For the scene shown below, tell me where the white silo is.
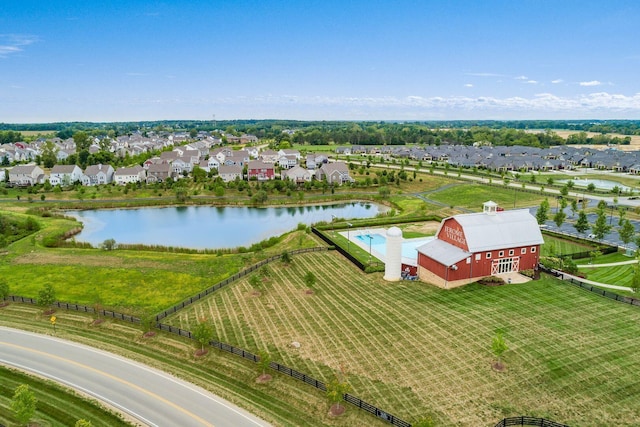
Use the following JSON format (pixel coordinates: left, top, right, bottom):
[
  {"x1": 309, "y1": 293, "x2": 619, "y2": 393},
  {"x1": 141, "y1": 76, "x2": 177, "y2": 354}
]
[{"x1": 384, "y1": 227, "x2": 403, "y2": 281}]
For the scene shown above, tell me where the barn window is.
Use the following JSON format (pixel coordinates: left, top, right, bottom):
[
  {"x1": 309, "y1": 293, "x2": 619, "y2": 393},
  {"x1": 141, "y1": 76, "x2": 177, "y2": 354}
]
[
  {"x1": 531, "y1": 246, "x2": 537, "y2": 253},
  {"x1": 486, "y1": 252, "x2": 491, "y2": 259},
  {"x1": 498, "y1": 251, "x2": 504, "y2": 257},
  {"x1": 509, "y1": 249, "x2": 514, "y2": 256},
  {"x1": 521, "y1": 248, "x2": 527, "y2": 254},
  {"x1": 475, "y1": 253, "x2": 481, "y2": 261}
]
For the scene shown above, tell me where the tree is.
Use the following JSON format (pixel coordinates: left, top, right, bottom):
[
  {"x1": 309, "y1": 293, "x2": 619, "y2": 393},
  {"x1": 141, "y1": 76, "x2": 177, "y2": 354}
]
[
  {"x1": 326, "y1": 375, "x2": 351, "y2": 414},
  {"x1": 11, "y1": 384, "x2": 37, "y2": 426},
  {"x1": 256, "y1": 349, "x2": 272, "y2": 377},
  {"x1": 192, "y1": 319, "x2": 214, "y2": 353},
  {"x1": 303, "y1": 271, "x2": 316, "y2": 288},
  {"x1": 570, "y1": 199, "x2": 578, "y2": 217},
  {"x1": 574, "y1": 210, "x2": 590, "y2": 234},
  {"x1": 619, "y1": 219, "x2": 636, "y2": 247},
  {"x1": 0, "y1": 278, "x2": 9, "y2": 301},
  {"x1": 75, "y1": 420, "x2": 93, "y2": 427},
  {"x1": 378, "y1": 186, "x2": 390, "y2": 199},
  {"x1": 553, "y1": 209, "x2": 566, "y2": 228},
  {"x1": 37, "y1": 284, "x2": 56, "y2": 312},
  {"x1": 73, "y1": 131, "x2": 90, "y2": 151},
  {"x1": 280, "y1": 251, "x2": 291, "y2": 264},
  {"x1": 248, "y1": 274, "x2": 261, "y2": 291},
  {"x1": 592, "y1": 208, "x2": 612, "y2": 240},
  {"x1": 100, "y1": 238, "x2": 116, "y2": 250},
  {"x1": 535, "y1": 199, "x2": 549, "y2": 225},
  {"x1": 491, "y1": 332, "x2": 508, "y2": 370},
  {"x1": 41, "y1": 140, "x2": 58, "y2": 168}
]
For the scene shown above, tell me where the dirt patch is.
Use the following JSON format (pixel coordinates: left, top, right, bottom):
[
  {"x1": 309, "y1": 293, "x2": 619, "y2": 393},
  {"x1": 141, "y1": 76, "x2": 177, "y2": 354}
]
[
  {"x1": 91, "y1": 318, "x2": 105, "y2": 326},
  {"x1": 256, "y1": 373, "x2": 272, "y2": 384},
  {"x1": 143, "y1": 331, "x2": 156, "y2": 338},
  {"x1": 0, "y1": 302, "x2": 9, "y2": 308},
  {"x1": 250, "y1": 290, "x2": 262, "y2": 297},
  {"x1": 42, "y1": 308, "x2": 56, "y2": 316},
  {"x1": 403, "y1": 221, "x2": 440, "y2": 235},
  {"x1": 304, "y1": 289, "x2": 314, "y2": 295},
  {"x1": 492, "y1": 361, "x2": 506, "y2": 372},
  {"x1": 194, "y1": 349, "x2": 208, "y2": 357},
  {"x1": 328, "y1": 404, "x2": 346, "y2": 417}
]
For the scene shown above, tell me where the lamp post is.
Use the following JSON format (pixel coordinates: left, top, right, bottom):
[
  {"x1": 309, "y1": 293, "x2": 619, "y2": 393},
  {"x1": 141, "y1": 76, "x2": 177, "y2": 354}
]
[{"x1": 347, "y1": 222, "x2": 352, "y2": 253}]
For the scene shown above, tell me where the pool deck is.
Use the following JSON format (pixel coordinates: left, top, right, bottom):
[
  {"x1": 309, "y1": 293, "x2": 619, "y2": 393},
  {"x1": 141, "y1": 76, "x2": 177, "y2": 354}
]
[{"x1": 338, "y1": 227, "x2": 432, "y2": 266}]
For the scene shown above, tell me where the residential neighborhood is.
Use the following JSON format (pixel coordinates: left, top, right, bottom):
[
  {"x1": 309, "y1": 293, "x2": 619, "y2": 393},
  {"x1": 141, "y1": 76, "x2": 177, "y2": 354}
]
[{"x1": 4, "y1": 129, "x2": 640, "y2": 189}]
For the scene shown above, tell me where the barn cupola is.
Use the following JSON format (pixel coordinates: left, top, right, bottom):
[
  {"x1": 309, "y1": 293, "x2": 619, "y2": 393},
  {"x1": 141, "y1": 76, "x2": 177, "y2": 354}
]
[{"x1": 483, "y1": 200, "x2": 498, "y2": 215}]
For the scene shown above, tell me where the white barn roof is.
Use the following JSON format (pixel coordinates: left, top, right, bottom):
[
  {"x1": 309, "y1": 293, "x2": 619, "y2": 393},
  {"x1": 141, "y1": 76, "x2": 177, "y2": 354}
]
[
  {"x1": 447, "y1": 208, "x2": 544, "y2": 253},
  {"x1": 416, "y1": 239, "x2": 470, "y2": 267}
]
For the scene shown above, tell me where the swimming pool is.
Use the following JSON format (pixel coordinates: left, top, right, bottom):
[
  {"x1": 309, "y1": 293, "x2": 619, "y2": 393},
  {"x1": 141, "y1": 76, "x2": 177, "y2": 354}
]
[{"x1": 355, "y1": 233, "x2": 433, "y2": 260}]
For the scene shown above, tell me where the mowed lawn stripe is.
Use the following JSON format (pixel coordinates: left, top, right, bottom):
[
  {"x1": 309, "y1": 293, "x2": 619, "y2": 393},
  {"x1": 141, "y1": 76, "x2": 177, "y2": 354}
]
[{"x1": 163, "y1": 251, "x2": 640, "y2": 426}]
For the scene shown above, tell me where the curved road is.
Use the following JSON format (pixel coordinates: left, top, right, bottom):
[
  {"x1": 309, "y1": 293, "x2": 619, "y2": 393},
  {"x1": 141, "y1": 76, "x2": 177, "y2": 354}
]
[{"x1": 0, "y1": 327, "x2": 271, "y2": 427}]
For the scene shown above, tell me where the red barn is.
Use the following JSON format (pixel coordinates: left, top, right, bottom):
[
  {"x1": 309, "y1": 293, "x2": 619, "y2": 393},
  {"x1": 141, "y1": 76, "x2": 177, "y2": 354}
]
[
  {"x1": 247, "y1": 160, "x2": 275, "y2": 181},
  {"x1": 416, "y1": 201, "x2": 544, "y2": 288}
]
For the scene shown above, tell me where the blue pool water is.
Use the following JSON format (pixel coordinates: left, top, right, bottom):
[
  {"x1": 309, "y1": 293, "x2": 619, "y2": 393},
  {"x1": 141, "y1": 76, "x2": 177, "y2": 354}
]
[{"x1": 355, "y1": 233, "x2": 433, "y2": 259}]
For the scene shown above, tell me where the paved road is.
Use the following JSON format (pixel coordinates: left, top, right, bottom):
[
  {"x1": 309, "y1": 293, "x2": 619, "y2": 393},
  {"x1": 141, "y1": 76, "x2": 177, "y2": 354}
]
[{"x1": 0, "y1": 327, "x2": 271, "y2": 427}]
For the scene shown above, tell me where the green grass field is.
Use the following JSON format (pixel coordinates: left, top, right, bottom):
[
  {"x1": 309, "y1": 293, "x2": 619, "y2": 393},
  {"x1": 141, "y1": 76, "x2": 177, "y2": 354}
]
[
  {"x1": 0, "y1": 365, "x2": 131, "y2": 427},
  {"x1": 164, "y1": 251, "x2": 640, "y2": 426},
  {"x1": 427, "y1": 183, "x2": 547, "y2": 210}
]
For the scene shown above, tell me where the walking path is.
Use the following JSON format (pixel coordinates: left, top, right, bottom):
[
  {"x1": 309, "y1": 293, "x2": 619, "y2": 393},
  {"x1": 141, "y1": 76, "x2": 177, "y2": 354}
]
[
  {"x1": 561, "y1": 272, "x2": 634, "y2": 292},
  {"x1": 578, "y1": 259, "x2": 638, "y2": 268}
]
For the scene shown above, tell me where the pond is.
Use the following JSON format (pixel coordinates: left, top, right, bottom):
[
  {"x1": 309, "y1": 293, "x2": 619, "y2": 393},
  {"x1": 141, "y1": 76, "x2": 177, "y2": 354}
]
[
  {"x1": 66, "y1": 202, "x2": 386, "y2": 250},
  {"x1": 558, "y1": 178, "x2": 634, "y2": 193}
]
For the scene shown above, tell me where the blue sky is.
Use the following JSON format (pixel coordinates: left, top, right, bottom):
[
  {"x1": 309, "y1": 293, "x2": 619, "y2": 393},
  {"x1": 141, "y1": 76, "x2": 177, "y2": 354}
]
[{"x1": 1, "y1": 0, "x2": 640, "y2": 122}]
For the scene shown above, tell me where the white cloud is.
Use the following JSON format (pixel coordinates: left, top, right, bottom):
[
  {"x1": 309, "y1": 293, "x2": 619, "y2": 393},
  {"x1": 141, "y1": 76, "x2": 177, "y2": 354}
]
[
  {"x1": 515, "y1": 75, "x2": 528, "y2": 80},
  {"x1": 464, "y1": 83, "x2": 473, "y2": 88},
  {"x1": 0, "y1": 34, "x2": 38, "y2": 58},
  {"x1": 580, "y1": 80, "x2": 602, "y2": 86},
  {"x1": 551, "y1": 79, "x2": 563, "y2": 84},
  {"x1": 526, "y1": 80, "x2": 538, "y2": 84}
]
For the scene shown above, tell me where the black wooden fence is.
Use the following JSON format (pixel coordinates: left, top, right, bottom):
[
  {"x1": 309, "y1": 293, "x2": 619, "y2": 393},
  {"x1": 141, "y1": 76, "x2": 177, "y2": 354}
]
[
  {"x1": 154, "y1": 246, "x2": 327, "y2": 321},
  {"x1": 494, "y1": 416, "x2": 569, "y2": 427},
  {"x1": 3, "y1": 295, "x2": 141, "y2": 323},
  {"x1": 539, "y1": 265, "x2": 640, "y2": 307},
  {"x1": 311, "y1": 227, "x2": 368, "y2": 270},
  {"x1": 157, "y1": 322, "x2": 411, "y2": 427}
]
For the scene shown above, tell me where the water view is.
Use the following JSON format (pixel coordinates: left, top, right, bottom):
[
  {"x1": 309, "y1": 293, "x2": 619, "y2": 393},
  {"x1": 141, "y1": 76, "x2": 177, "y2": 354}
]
[
  {"x1": 67, "y1": 202, "x2": 385, "y2": 249},
  {"x1": 558, "y1": 178, "x2": 634, "y2": 193}
]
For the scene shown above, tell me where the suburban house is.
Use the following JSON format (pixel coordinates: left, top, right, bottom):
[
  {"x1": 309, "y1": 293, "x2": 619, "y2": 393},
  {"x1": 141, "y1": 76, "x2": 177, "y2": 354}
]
[
  {"x1": 315, "y1": 162, "x2": 354, "y2": 185},
  {"x1": 8, "y1": 165, "x2": 45, "y2": 186},
  {"x1": 218, "y1": 164, "x2": 243, "y2": 182},
  {"x1": 282, "y1": 165, "x2": 313, "y2": 184},
  {"x1": 416, "y1": 201, "x2": 544, "y2": 288},
  {"x1": 49, "y1": 165, "x2": 83, "y2": 186},
  {"x1": 278, "y1": 154, "x2": 298, "y2": 169},
  {"x1": 259, "y1": 149, "x2": 279, "y2": 163},
  {"x1": 82, "y1": 164, "x2": 114, "y2": 186},
  {"x1": 306, "y1": 153, "x2": 328, "y2": 169},
  {"x1": 247, "y1": 160, "x2": 275, "y2": 181},
  {"x1": 223, "y1": 150, "x2": 250, "y2": 167},
  {"x1": 206, "y1": 156, "x2": 220, "y2": 170},
  {"x1": 114, "y1": 165, "x2": 146, "y2": 185},
  {"x1": 146, "y1": 163, "x2": 172, "y2": 183}
]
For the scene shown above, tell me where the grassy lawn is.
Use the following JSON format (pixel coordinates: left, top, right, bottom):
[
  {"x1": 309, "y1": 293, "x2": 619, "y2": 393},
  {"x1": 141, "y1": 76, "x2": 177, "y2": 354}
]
[
  {"x1": 541, "y1": 234, "x2": 597, "y2": 257},
  {"x1": 164, "y1": 251, "x2": 640, "y2": 426},
  {"x1": 1, "y1": 212, "x2": 321, "y2": 314},
  {"x1": 427, "y1": 183, "x2": 547, "y2": 210},
  {"x1": 0, "y1": 365, "x2": 132, "y2": 427}
]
